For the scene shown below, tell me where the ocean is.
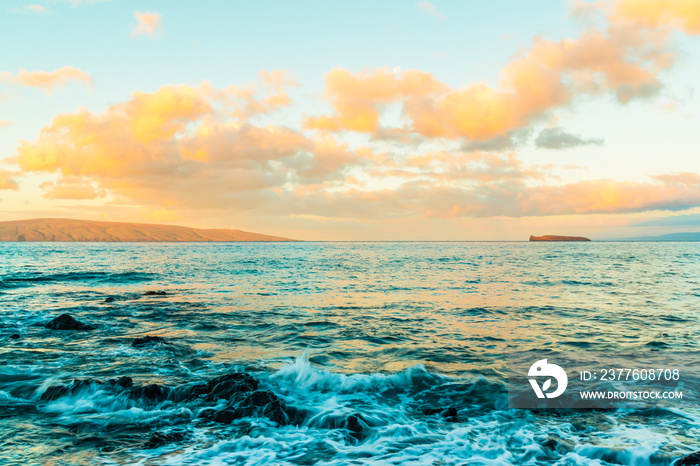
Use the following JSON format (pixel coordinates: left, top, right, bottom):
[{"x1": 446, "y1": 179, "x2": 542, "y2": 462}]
[{"x1": 1, "y1": 242, "x2": 699, "y2": 465}]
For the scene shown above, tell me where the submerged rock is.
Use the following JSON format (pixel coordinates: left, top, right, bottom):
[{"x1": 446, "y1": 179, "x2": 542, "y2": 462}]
[
  {"x1": 171, "y1": 383, "x2": 208, "y2": 402},
  {"x1": 45, "y1": 313, "x2": 95, "y2": 331},
  {"x1": 345, "y1": 413, "x2": 367, "y2": 433},
  {"x1": 263, "y1": 399, "x2": 289, "y2": 425},
  {"x1": 211, "y1": 389, "x2": 291, "y2": 426},
  {"x1": 107, "y1": 376, "x2": 133, "y2": 388},
  {"x1": 144, "y1": 431, "x2": 185, "y2": 449},
  {"x1": 144, "y1": 290, "x2": 167, "y2": 296},
  {"x1": 421, "y1": 405, "x2": 460, "y2": 422},
  {"x1": 206, "y1": 372, "x2": 259, "y2": 401},
  {"x1": 242, "y1": 390, "x2": 277, "y2": 407},
  {"x1": 213, "y1": 408, "x2": 241, "y2": 424},
  {"x1": 676, "y1": 452, "x2": 700, "y2": 466},
  {"x1": 344, "y1": 413, "x2": 371, "y2": 441},
  {"x1": 40, "y1": 370, "x2": 303, "y2": 430},
  {"x1": 542, "y1": 436, "x2": 576, "y2": 454},
  {"x1": 9, "y1": 333, "x2": 20, "y2": 340},
  {"x1": 40, "y1": 379, "x2": 99, "y2": 401},
  {"x1": 443, "y1": 406, "x2": 459, "y2": 423},
  {"x1": 104, "y1": 297, "x2": 115, "y2": 303},
  {"x1": 132, "y1": 383, "x2": 170, "y2": 402},
  {"x1": 131, "y1": 335, "x2": 167, "y2": 347}
]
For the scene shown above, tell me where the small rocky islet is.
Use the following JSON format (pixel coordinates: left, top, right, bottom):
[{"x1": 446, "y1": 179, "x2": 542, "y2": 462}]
[{"x1": 529, "y1": 235, "x2": 591, "y2": 242}]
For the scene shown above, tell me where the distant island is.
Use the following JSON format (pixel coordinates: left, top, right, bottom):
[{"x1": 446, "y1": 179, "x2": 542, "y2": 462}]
[
  {"x1": 529, "y1": 235, "x2": 591, "y2": 242},
  {"x1": 0, "y1": 218, "x2": 296, "y2": 242}
]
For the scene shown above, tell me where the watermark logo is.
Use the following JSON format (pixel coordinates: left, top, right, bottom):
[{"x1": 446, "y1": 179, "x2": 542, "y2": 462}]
[{"x1": 528, "y1": 359, "x2": 568, "y2": 399}]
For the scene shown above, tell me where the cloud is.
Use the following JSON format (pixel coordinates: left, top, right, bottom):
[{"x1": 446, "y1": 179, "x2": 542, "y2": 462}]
[
  {"x1": 417, "y1": 1, "x2": 447, "y2": 20},
  {"x1": 14, "y1": 76, "x2": 700, "y2": 222},
  {"x1": 40, "y1": 177, "x2": 105, "y2": 199},
  {"x1": 9, "y1": 4, "x2": 50, "y2": 14},
  {"x1": 15, "y1": 80, "x2": 361, "y2": 210},
  {"x1": 518, "y1": 177, "x2": 700, "y2": 216},
  {"x1": 0, "y1": 169, "x2": 19, "y2": 190},
  {"x1": 285, "y1": 173, "x2": 700, "y2": 221},
  {"x1": 462, "y1": 129, "x2": 533, "y2": 152},
  {"x1": 304, "y1": 68, "x2": 448, "y2": 132},
  {"x1": 651, "y1": 172, "x2": 700, "y2": 184},
  {"x1": 534, "y1": 127, "x2": 604, "y2": 149},
  {"x1": 202, "y1": 70, "x2": 298, "y2": 119},
  {"x1": 132, "y1": 11, "x2": 162, "y2": 36},
  {"x1": 0, "y1": 66, "x2": 92, "y2": 93},
  {"x1": 612, "y1": 0, "x2": 700, "y2": 35},
  {"x1": 301, "y1": 0, "x2": 700, "y2": 142},
  {"x1": 0, "y1": 120, "x2": 13, "y2": 129},
  {"x1": 304, "y1": 24, "x2": 671, "y2": 140},
  {"x1": 50, "y1": 0, "x2": 109, "y2": 5}
]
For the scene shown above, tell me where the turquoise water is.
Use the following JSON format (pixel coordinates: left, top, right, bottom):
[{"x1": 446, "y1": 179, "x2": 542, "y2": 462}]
[{"x1": 1, "y1": 242, "x2": 699, "y2": 465}]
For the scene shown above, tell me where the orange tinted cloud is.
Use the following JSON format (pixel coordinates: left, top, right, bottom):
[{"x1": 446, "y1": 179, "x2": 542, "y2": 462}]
[
  {"x1": 613, "y1": 0, "x2": 700, "y2": 34},
  {"x1": 16, "y1": 81, "x2": 360, "y2": 209},
  {"x1": 305, "y1": 14, "x2": 672, "y2": 140},
  {"x1": 285, "y1": 173, "x2": 700, "y2": 221},
  {"x1": 0, "y1": 66, "x2": 92, "y2": 93},
  {"x1": 132, "y1": 11, "x2": 162, "y2": 36},
  {"x1": 40, "y1": 178, "x2": 105, "y2": 200},
  {"x1": 519, "y1": 177, "x2": 700, "y2": 216},
  {"x1": 0, "y1": 169, "x2": 19, "y2": 190},
  {"x1": 304, "y1": 68, "x2": 447, "y2": 132},
  {"x1": 15, "y1": 78, "x2": 700, "y2": 220},
  {"x1": 203, "y1": 70, "x2": 298, "y2": 119}
]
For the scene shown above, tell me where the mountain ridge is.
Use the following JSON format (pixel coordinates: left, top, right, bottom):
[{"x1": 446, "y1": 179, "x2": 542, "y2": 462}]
[
  {"x1": 604, "y1": 231, "x2": 700, "y2": 241},
  {"x1": 0, "y1": 218, "x2": 297, "y2": 242}
]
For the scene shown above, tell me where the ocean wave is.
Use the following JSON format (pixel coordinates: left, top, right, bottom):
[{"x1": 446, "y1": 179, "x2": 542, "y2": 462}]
[{"x1": 0, "y1": 271, "x2": 157, "y2": 288}]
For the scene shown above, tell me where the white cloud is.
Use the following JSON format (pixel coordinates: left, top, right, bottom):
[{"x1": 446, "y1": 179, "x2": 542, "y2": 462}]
[
  {"x1": 132, "y1": 11, "x2": 163, "y2": 36},
  {"x1": 417, "y1": 1, "x2": 446, "y2": 20}
]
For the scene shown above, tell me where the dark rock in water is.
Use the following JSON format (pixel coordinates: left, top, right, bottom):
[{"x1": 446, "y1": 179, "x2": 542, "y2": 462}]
[
  {"x1": 421, "y1": 405, "x2": 460, "y2": 421},
  {"x1": 9, "y1": 333, "x2": 20, "y2": 340},
  {"x1": 443, "y1": 406, "x2": 459, "y2": 422},
  {"x1": 144, "y1": 431, "x2": 185, "y2": 449},
  {"x1": 676, "y1": 452, "x2": 700, "y2": 466},
  {"x1": 422, "y1": 407, "x2": 442, "y2": 415},
  {"x1": 132, "y1": 335, "x2": 167, "y2": 347},
  {"x1": 213, "y1": 408, "x2": 242, "y2": 424},
  {"x1": 542, "y1": 436, "x2": 575, "y2": 453},
  {"x1": 45, "y1": 314, "x2": 95, "y2": 331},
  {"x1": 263, "y1": 399, "x2": 288, "y2": 425},
  {"x1": 171, "y1": 383, "x2": 208, "y2": 402},
  {"x1": 344, "y1": 413, "x2": 370, "y2": 441},
  {"x1": 209, "y1": 387, "x2": 291, "y2": 426},
  {"x1": 144, "y1": 290, "x2": 167, "y2": 296},
  {"x1": 205, "y1": 372, "x2": 258, "y2": 401},
  {"x1": 104, "y1": 297, "x2": 115, "y2": 303},
  {"x1": 107, "y1": 376, "x2": 133, "y2": 388},
  {"x1": 40, "y1": 384, "x2": 71, "y2": 401},
  {"x1": 242, "y1": 390, "x2": 277, "y2": 407},
  {"x1": 132, "y1": 383, "x2": 170, "y2": 402},
  {"x1": 345, "y1": 413, "x2": 366, "y2": 433},
  {"x1": 40, "y1": 379, "x2": 98, "y2": 401}
]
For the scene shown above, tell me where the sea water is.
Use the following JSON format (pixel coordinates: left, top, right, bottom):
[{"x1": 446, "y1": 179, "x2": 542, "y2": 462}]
[{"x1": 1, "y1": 242, "x2": 699, "y2": 465}]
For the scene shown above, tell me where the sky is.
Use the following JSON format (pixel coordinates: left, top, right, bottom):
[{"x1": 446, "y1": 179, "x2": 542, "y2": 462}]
[{"x1": 1, "y1": 0, "x2": 700, "y2": 240}]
